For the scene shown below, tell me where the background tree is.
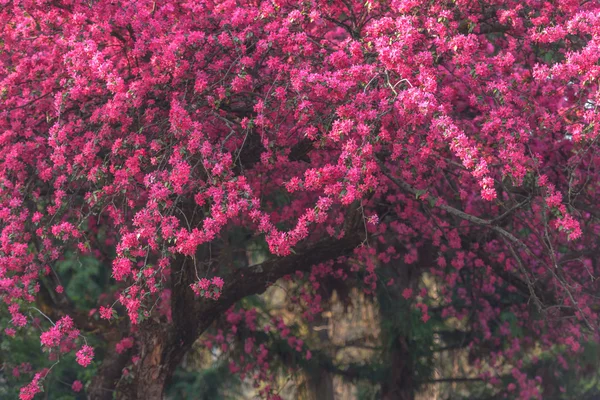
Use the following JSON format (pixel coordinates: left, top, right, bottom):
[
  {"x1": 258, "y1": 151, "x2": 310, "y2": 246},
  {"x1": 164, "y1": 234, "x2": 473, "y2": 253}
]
[{"x1": 1, "y1": 0, "x2": 600, "y2": 399}]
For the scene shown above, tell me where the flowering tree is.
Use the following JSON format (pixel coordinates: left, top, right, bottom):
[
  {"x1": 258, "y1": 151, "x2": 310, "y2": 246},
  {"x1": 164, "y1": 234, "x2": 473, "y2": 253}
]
[{"x1": 2, "y1": 0, "x2": 600, "y2": 398}]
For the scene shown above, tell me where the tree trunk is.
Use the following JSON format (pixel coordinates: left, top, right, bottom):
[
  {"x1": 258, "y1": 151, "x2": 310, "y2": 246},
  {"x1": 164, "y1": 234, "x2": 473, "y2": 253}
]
[
  {"x1": 378, "y1": 243, "x2": 434, "y2": 400},
  {"x1": 302, "y1": 310, "x2": 335, "y2": 400},
  {"x1": 86, "y1": 209, "x2": 364, "y2": 399},
  {"x1": 88, "y1": 345, "x2": 132, "y2": 400},
  {"x1": 88, "y1": 325, "x2": 134, "y2": 400},
  {"x1": 380, "y1": 335, "x2": 415, "y2": 400},
  {"x1": 305, "y1": 372, "x2": 335, "y2": 400},
  {"x1": 114, "y1": 325, "x2": 173, "y2": 400},
  {"x1": 88, "y1": 322, "x2": 188, "y2": 400}
]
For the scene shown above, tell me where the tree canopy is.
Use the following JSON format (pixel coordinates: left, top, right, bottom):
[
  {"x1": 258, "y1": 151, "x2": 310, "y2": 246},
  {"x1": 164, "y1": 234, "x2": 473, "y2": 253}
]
[{"x1": 1, "y1": 0, "x2": 600, "y2": 399}]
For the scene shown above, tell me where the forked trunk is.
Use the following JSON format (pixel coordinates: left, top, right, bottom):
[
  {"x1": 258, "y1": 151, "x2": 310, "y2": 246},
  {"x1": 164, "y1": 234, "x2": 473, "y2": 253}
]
[
  {"x1": 88, "y1": 226, "x2": 364, "y2": 399},
  {"x1": 88, "y1": 324, "x2": 184, "y2": 400}
]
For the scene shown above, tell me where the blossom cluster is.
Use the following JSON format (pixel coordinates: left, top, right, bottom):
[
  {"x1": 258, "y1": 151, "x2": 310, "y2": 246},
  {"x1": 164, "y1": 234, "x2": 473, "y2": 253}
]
[
  {"x1": 1, "y1": 0, "x2": 600, "y2": 397},
  {"x1": 190, "y1": 276, "x2": 225, "y2": 300}
]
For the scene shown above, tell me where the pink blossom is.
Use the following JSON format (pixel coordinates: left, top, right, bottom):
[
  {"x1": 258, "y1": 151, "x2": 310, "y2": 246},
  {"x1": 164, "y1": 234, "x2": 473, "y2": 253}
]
[
  {"x1": 99, "y1": 306, "x2": 114, "y2": 320},
  {"x1": 76, "y1": 345, "x2": 94, "y2": 368},
  {"x1": 72, "y1": 380, "x2": 83, "y2": 392}
]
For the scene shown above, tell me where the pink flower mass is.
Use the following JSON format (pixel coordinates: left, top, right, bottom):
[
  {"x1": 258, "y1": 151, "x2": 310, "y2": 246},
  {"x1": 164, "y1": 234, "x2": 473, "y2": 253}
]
[
  {"x1": 1, "y1": 0, "x2": 600, "y2": 398},
  {"x1": 75, "y1": 345, "x2": 94, "y2": 368},
  {"x1": 71, "y1": 380, "x2": 83, "y2": 392}
]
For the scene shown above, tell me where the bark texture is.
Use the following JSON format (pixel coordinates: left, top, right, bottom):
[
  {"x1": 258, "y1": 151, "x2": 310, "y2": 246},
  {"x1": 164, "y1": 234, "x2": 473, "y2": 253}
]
[{"x1": 88, "y1": 205, "x2": 364, "y2": 399}]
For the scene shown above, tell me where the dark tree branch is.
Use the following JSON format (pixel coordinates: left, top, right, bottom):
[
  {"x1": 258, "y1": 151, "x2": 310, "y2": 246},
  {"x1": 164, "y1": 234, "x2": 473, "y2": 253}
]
[
  {"x1": 104, "y1": 203, "x2": 365, "y2": 399},
  {"x1": 379, "y1": 164, "x2": 525, "y2": 246}
]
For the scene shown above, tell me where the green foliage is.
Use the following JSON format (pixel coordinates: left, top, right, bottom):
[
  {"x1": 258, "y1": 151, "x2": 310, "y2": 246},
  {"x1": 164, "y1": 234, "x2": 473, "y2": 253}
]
[
  {"x1": 55, "y1": 253, "x2": 109, "y2": 310},
  {"x1": 0, "y1": 248, "x2": 107, "y2": 399},
  {"x1": 356, "y1": 382, "x2": 380, "y2": 400},
  {"x1": 166, "y1": 362, "x2": 242, "y2": 400},
  {"x1": 0, "y1": 312, "x2": 92, "y2": 399},
  {"x1": 499, "y1": 311, "x2": 524, "y2": 338}
]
